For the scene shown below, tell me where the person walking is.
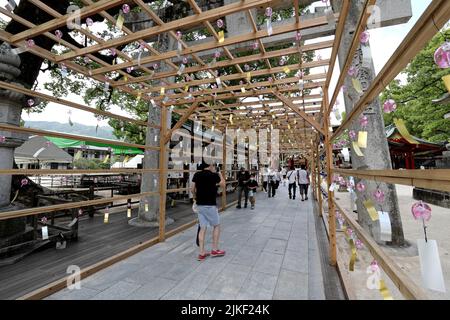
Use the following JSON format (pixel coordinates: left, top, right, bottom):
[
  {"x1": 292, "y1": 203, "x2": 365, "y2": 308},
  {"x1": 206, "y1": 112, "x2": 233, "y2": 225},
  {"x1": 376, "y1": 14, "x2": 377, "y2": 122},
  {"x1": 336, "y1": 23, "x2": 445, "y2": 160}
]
[
  {"x1": 287, "y1": 166, "x2": 297, "y2": 200},
  {"x1": 236, "y1": 167, "x2": 250, "y2": 209},
  {"x1": 281, "y1": 166, "x2": 287, "y2": 186},
  {"x1": 191, "y1": 162, "x2": 226, "y2": 261},
  {"x1": 267, "y1": 168, "x2": 276, "y2": 198},
  {"x1": 247, "y1": 173, "x2": 258, "y2": 210},
  {"x1": 297, "y1": 164, "x2": 310, "y2": 201},
  {"x1": 261, "y1": 165, "x2": 269, "y2": 193}
]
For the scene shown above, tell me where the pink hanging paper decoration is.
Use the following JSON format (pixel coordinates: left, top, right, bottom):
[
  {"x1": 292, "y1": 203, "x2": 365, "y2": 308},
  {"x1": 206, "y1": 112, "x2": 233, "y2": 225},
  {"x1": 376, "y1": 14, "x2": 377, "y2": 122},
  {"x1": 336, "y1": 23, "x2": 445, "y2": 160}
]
[
  {"x1": 26, "y1": 39, "x2": 35, "y2": 48},
  {"x1": 244, "y1": 64, "x2": 250, "y2": 71},
  {"x1": 86, "y1": 18, "x2": 93, "y2": 26},
  {"x1": 356, "y1": 182, "x2": 365, "y2": 192},
  {"x1": 355, "y1": 239, "x2": 363, "y2": 250},
  {"x1": 122, "y1": 4, "x2": 130, "y2": 14},
  {"x1": 349, "y1": 130, "x2": 357, "y2": 140},
  {"x1": 216, "y1": 19, "x2": 224, "y2": 28},
  {"x1": 55, "y1": 30, "x2": 63, "y2": 39},
  {"x1": 27, "y1": 99, "x2": 35, "y2": 106},
  {"x1": 21, "y1": 178, "x2": 28, "y2": 188},
  {"x1": 383, "y1": 99, "x2": 397, "y2": 113},
  {"x1": 360, "y1": 115, "x2": 369, "y2": 128},
  {"x1": 110, "y1": 48, "x2": 117, "y2": 56},
  {"x1": 348, "y1": 66, "x2": 357, "y2": 77},
  {"x1": 265, "y1": 7, "x2": 272, "y2": 17},
  {"x1": 153, "y1": 63, "x2": 159, "y2": 70},
  {"x1": 295, "y1": 32, "x2": 302, "y2": 41},
  {"x1": 214, "y1": 50, "x2": 221, "y2": 59},
  {"x1": 126, "y1": 66, "x2": 133, "y2": 73},
  {"x1": 434, "y1": 42, "x2": 450, "y2": 69},
  {"x1": 411, "y1": 201, "x2": 432, "y2": 221},
  {"x1": 252, "y1": 42, "x2": 258, "y2": 50},
  {"x1": 360, "y1": 31, "x2": 370, "y2": 44},
  {"x1": 0, "y1": 136, "x2": 6, "y2": 143},
  {"x1": 373, "y1": 189, "x2": 385, "y2": 204},
  {"x1": 182, "y1": 57, "x2": 188, "y2": 64}
]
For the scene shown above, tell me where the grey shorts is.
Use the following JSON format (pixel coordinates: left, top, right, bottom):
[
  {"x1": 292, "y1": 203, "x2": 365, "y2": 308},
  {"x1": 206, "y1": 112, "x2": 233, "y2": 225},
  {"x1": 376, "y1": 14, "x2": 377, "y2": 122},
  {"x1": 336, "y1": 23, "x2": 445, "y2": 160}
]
[{"x1": 197, "y1": 205, "x2": 220, "y2": 227}]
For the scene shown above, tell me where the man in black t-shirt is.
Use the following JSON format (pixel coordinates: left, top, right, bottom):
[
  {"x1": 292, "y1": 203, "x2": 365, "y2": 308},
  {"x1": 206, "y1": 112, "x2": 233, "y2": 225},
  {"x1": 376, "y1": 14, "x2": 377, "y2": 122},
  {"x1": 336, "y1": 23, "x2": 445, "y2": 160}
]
[
  {"x1": 192, "y1": 162, "x2": 226, "y2": 261},
  {"x1": 236, "y1": 167, "x2": 250, "y2": 209}
]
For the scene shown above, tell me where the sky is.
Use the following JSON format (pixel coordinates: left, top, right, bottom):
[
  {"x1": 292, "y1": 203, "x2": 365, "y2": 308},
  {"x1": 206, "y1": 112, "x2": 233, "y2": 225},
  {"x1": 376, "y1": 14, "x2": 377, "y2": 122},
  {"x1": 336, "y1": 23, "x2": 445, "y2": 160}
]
[{"x1": 0, "y1": 0, "x2": 435, "y2": 128}]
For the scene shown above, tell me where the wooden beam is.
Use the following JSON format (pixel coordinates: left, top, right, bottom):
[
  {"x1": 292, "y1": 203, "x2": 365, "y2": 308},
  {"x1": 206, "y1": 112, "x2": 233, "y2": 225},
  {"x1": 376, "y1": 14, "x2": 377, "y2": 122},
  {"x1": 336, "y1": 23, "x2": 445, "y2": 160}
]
[
  {"x1": 159, "y1": 106, "x2": 168, "y2": 241},
  {"x1": 273, "y1": 91, "x2": 325, "y2": 135},
  {"x1": 0, "y1": 124, "x2": 157, "y2": 151},
  {"x1": 56, "y1": 0, "x2": 273, "y2": 62},
  {"x1": 86, "y1": 15, "x2": 338, "y2": 75},
  {"x1": 331, "y1": 0, "x2": 450, "y2": 140},
  {"x1": 334, "y1": 202, "x2": 428, "y2": 300},
  {"x1": 113, "y1": 40, "x2": 334, "y2": 87},
  {"x1": 164, "y1": 103, "x2": 199, "y2": 144}
]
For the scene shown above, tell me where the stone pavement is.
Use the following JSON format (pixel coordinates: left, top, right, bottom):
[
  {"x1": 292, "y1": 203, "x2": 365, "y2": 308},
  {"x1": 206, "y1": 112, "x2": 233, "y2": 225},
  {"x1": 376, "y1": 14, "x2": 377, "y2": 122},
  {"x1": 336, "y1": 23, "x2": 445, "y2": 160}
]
[{"x1": 47, "y1": 185, "x2": 326, "y2": 300}]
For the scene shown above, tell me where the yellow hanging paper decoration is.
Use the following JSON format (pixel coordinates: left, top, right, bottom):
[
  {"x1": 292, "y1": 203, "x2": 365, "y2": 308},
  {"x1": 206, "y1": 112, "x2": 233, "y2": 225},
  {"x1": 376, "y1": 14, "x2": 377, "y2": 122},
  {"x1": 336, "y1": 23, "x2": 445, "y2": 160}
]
[
  {"x1": 127, "y1": 208, "x2": 131, "y2": 218},
  {"x1": 393, "y1": 118, "x2": 419, "y2": 144},
  {"x1": 283, "y1": 66, "x2": 290, "y2": 74},
  {"x1": 442, "y1": 74, "x2": 450, "y2": 93},
  {"x1": 184, "y1": 85, "x2": 189, "y2": 92},
  {"x1": 246, "y1": 72, "x2": 251, "y2": 81},
  {"x1": 104, "y1": 212, "x2": 109, "y2": 223},
  {"x1": 160, "y1": 87, "x2": 165, "y2": 95},
  {"x1": 102, "y1": 154, "x2": 109, "y2": 164},
  {"x1": 378, "y1": 280, "x2": 394, "y2": 300},
  {"x1": 123, "y1": 155, "x2": 130, "y2": 164},
  {"x1": 352, "y1": 141, "x2": 364, "y2": 157},
  {"x1": 124, "y1": 76, "x2": 128, "y2": 82},
  {"x1": 358, "y1": 131, "x2": 368, "y2": 148},
  {"x1": 363, "y1": 199, "x2": 379, "y2": 221},
  {"x1": 349, "y1": 239, "x2": 357, "y2": 271},
  {"x1": 116, "y1": 14, "x2": 124, "y2": 31},
  {"x1": 74, "y1": 150, "x2": 82, "y2": 161},
  {"x1": 137, "y1": 92, "x2": 142, "y2": 102},
  {"x1": 352, "y1": 78, "x2": 363, "y2": 94},
  {"x1": 144, "y1": 203, "x2": 149, "y2": 212},
  {"x1": 229, "y1": 114, "x2": 233, "y2": 124},
  {"x1": 218, "y1": 30, "x2": 225, "y2": 43}
]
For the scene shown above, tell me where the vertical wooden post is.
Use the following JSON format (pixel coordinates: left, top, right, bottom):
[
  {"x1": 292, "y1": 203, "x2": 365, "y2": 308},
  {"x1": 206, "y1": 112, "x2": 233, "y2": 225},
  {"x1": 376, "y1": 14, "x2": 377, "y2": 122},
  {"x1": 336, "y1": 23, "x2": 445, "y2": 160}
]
[
  {"x1": 316, "y1": 143, "x2": 323, "y2": 218},
  {"x1": 323, "y1": 87, "x2": 337, "y2": 266},
  {"x1": 311, "y1": 148, "x2": 316, "y2": 201},
  {"x1": 222, "y1": 134, "x2": 227, "y2": 211},
  {"x1": 158, "y1": 106, "x2": 168, "y2": 242}
]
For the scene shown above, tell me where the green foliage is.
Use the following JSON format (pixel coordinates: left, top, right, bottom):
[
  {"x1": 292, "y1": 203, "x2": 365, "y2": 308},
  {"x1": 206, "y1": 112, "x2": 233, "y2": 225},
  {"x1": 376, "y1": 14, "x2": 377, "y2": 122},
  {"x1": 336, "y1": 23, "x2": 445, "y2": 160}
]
[
  {"x1": 381, "y1": 30, "x2": 450, "y2": 142},
  {"x1": 73, "y1": 158, "x2": 110, "y2": 169}
]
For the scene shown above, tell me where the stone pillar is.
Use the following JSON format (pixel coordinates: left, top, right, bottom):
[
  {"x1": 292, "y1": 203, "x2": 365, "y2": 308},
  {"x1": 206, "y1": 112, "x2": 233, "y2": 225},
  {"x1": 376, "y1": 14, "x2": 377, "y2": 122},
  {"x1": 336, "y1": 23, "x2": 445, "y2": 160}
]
[
  {"x1": 0, "y1": 43, "x2": 28, "y2": 237},
  {"x1": 130, "y1": 33, "x2": 174, "y2": 227},
  {"x1": 334, "y1": 1, "x2": 405, "y2": 245}
]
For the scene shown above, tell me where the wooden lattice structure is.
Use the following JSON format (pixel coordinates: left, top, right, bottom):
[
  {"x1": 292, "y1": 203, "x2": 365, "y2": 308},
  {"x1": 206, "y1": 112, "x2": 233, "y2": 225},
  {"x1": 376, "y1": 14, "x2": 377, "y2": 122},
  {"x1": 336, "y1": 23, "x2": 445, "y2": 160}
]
[{"x1": 0, "y1": 0, "x2": 449, "y2": 300}]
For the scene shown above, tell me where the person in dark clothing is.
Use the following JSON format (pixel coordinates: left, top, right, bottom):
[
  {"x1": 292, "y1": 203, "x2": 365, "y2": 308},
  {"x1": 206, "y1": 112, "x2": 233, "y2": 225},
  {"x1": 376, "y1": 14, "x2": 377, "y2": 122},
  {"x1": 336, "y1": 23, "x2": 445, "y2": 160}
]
[
  {"x1": 247, "y1": 174, "x2": 258, "y2": 210},
  {"x1": 236, "y1": 167, "x2": 250, "y2": 208},
  {"x1": 192, "y1": 162, "x2": 226, "y2": 261}
]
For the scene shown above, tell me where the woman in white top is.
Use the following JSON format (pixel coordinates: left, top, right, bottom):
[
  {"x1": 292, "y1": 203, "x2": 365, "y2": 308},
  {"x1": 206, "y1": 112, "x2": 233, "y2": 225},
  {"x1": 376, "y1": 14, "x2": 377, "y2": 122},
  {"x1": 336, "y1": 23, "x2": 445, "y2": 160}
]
[
  {"x1": 297, "y1": 164, "x2": 310, "y2": 201},
  {"x1": 261, "y1": 166, "x2": 269, "y2": 192}
]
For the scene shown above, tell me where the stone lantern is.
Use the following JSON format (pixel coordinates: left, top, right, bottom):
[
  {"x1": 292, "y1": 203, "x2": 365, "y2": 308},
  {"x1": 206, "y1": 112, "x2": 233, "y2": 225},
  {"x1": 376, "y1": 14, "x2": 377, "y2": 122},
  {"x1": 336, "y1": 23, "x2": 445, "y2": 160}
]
[{"x1": 0, "y1": 43, "x2": 31, "y2": 238}]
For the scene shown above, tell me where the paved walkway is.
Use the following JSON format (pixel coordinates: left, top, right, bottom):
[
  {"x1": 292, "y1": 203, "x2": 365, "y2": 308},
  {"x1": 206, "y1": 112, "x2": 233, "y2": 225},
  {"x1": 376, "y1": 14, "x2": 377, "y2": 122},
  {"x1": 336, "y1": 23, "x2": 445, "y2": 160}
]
[{"x1": 47, "y1": 185, "x2": 326, "y2": 300}]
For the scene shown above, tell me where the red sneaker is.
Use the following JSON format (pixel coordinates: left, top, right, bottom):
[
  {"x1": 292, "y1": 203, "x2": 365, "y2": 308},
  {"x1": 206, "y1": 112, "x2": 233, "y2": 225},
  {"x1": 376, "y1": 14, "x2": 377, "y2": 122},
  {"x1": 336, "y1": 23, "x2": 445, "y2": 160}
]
[
  {"x1": 211, "y1": 249, "x2": 226, "y2": 257},
  {"x1": 197, "y1": 253, "x2": 210, "y2": 261}
]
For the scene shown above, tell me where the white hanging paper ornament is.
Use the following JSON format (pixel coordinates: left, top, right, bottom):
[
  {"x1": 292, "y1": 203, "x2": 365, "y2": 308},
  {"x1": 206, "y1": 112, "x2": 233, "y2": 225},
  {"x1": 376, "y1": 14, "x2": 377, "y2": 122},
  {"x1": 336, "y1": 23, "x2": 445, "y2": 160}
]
[
  {"x1": 361, "y1": 44, "x2": 372, "y2": 68},
  {"x1": 60, "y1": 63, "x2": 68, "y2": 77},
  {"x1": 5, "y1": 0, "x2": 17, "y2": 12},
  {"x1": 176, "y1": 30, "x2": 183, "y2": 56},
  {"x1": 265, "y1": 7, "x2": 273, "y2": 36}
]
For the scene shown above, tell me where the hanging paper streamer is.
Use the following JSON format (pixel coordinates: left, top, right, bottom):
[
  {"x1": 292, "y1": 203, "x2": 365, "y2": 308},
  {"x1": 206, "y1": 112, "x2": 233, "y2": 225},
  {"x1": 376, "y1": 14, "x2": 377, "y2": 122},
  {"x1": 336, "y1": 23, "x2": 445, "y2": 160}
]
[
  {"x1": 363, "y1": 199, "x2": 379, "y2": 221},
  {"x1": 378, "y1": 211, "x2": 392, "y2": 242},
  {"x1": 393, "y1": 118, "x2": 419, "y2": 144},
  {"x1": 218, "y1": 30, "x2": 225, "y2": 43},
  {"x1": 348, "y1": 239, "x2": 357, "y2": 271},
  {"x1": 283, "y1": 66, "x2": 290, "y2": 74},
  {"x1": 378, "y1": 280, "x2": 394, "y2": 300},
  {"x1": 160, "y1": 87, "x2": 165, "y2": 95},
  {"x1": 352, "y1": 141, "x2": 364, "y2": 157},
  {"x1": 123, "y1": 155, "x2": 130, "y2": 164},
  {"x1": 239, "y1": 80, "x2": 245, "y2": 93},
  {"x1": 352, "y1": 78, "x2": 363, "y2": 94},
  {"x1": 215, "y1": 77, "x2": 221, "y2": 87},
  {"x1": 434, "y1": 42, "x2": 450, "y2": 69},
  {"x1": 127, "y1": 200, "x2": 132, "y2": 218},
  {"x1": 417, "y1": 239, "x2": 446, "y2": 292},
  {"x1": 116, "y1": 14, "x2": 124, "y2": 31},
  {"x1": 103, "y1": 154, "x2": 109, "y2": 164},
  {"x1": 357, "y1": 131, "x2": 367, "y2": 148},
  {"x1": 104, "y1": 207, "x2": 109, "y2": 223},
  {"x1": 265, "y1": 7, "x2": 273, "y2": 36},
  {"x1": 177, "y1": 63, "x2": 185, "y2": 75},
  {"x1": 442, "y1": 74, "x2": 450, "y2": 93},
  {"x1": 103, "y1": 81, "x2": 110, "y2": 93},
  {"x1": 176, "y1": 30, "x2": 183, "y2": 55},
  {"x1": 246, "y1": 72, "x2": 251, "y2": 82},
  {"x1": 229, "y1": 114, "x2": 233, "y2": 124},
  {"x1": 74, "y1": 150, "x2": 82, "y2": 161},
  {"x1": 144, "y1": 199, "x2": 149, "y2": 212},
  {"x1": 42, "y1": 225, "x2": 49, "y2": 240}
]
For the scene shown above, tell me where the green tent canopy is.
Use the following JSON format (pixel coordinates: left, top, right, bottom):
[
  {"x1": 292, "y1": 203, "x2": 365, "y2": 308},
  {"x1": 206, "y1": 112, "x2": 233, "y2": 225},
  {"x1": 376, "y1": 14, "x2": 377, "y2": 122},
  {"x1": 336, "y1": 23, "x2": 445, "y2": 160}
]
[{"x1": 46, "y1": 137, "x2": 144, "y2": 155}]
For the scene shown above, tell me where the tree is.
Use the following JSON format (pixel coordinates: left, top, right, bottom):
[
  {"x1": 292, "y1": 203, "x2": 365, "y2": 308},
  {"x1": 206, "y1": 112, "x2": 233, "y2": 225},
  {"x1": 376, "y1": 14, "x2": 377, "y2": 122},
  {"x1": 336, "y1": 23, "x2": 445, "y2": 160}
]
[{"x1": 382, "y1": 29, "x2": 450, "y2": 143}]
